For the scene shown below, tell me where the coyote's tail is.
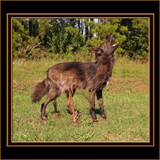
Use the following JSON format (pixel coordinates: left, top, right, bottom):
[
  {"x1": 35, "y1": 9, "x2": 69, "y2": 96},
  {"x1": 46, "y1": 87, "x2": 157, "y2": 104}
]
[{"x1": 31, "y1": 79, "x2": 49, "y2": 103}]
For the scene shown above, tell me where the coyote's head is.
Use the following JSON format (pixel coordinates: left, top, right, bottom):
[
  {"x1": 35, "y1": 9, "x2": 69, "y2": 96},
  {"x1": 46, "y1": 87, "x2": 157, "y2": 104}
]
[{"x1": 90, "y1": 34, "x2": 119, "y2": 59}]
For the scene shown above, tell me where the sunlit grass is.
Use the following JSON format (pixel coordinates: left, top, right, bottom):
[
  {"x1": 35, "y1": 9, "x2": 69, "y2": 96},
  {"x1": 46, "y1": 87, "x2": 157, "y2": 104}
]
[{"x1": 12, "y1": 55, "x2": 149, "y2": 142}]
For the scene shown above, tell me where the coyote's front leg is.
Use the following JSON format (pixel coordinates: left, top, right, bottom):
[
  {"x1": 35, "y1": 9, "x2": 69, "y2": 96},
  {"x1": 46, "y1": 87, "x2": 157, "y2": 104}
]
[
  {"x1": 96, "y1": 89, "x2": 106, "y2": 119},
  {"x1": 89, "y1": 91, "x2": 98, "y2": 122}
]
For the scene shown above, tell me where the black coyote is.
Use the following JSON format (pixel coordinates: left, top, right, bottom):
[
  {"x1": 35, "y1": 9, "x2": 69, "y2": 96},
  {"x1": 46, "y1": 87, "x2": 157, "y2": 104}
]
[{"x1": 32, "y1": 34, "x2": 119, "y2": 122}]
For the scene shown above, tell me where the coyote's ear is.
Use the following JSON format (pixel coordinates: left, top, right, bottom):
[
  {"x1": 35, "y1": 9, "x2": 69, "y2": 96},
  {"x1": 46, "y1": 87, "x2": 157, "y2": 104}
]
[{"x1": 89, "y1": 47, "x2": 103, "y2": 56}]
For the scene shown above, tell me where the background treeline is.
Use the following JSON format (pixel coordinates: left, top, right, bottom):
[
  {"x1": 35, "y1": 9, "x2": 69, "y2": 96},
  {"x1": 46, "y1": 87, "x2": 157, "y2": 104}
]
[{"x1": 13, "y1": 18, "x2": 149, "y2": 60}]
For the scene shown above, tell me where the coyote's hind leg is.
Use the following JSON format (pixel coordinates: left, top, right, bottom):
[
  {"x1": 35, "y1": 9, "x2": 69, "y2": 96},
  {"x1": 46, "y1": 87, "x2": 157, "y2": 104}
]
[
  {"x1": 68, "y1": 88, "x2": 80, "y2": 123},
  {"x1": 41, "y1": 88, "x2": 61, "y2": 120},
  {"x1": 66, "y1": 89, "x2": 76, "y2": 114},
  {"x1": 53, "y1": 100, "x2": 58, "y2": 113}
]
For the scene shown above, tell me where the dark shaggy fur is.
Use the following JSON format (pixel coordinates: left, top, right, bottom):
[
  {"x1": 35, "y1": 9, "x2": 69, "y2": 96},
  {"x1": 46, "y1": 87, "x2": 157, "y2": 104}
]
[{"x1": 31, "y1": 34, "x2": 119, "y2": 122}]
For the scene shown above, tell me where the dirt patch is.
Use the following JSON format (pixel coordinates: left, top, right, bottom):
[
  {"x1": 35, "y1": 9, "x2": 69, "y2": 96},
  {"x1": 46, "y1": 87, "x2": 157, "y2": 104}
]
[
  {"x1": 107, "y1": 78, "x2": 148, "y2": 93},
  {"x1": 29, "y1": 120, "x2": 43, "y2": 127},
  {"x1": 13, "y1": 80, "x2": 25, "y2": 89},
  {"x1": 105, "y1": 131, "x2": 117, "y2": 141},
  {"x1": 105, "y1": 131, "x2": 144, "y2": 142},
  {"x1": 13, "y1": 79, "x2": 43, "y2": 89},
  {"x1": 130, "y1": 135, "x2": 143, "y2": 142}
]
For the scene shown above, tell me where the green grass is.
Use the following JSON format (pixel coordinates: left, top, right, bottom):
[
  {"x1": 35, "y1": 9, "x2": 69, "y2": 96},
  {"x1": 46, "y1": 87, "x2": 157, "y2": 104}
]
[{"x1": 12, "y1": 55, "x2": 149, "y2": 142}]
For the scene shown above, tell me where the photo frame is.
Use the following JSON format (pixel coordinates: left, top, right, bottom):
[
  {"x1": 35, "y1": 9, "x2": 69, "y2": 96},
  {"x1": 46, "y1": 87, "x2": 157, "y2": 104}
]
[{"x1": 1, "y1": 0, "x2": 159, "y2": 159}]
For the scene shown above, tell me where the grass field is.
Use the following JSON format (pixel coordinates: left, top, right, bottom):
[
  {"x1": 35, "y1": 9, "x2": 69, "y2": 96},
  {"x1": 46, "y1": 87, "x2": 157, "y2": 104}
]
[{"x1": 12, "y1": 54, "x2": 149, "y2": 142}]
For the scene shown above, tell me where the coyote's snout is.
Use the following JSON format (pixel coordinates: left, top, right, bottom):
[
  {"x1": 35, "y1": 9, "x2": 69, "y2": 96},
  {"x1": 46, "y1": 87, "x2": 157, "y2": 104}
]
[{"x1": 31, "y1": 34, "x2": 119, "y2": 122}]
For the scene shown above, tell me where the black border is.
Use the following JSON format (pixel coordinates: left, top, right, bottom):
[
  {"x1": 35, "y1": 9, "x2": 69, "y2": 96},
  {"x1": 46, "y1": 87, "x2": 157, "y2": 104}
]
[
  {"x1": 1, "y1": 0, "x2": 159, "y2": 159},
  {"x1": 8, "y1": 13, "x2": 153, "y2": 146}
]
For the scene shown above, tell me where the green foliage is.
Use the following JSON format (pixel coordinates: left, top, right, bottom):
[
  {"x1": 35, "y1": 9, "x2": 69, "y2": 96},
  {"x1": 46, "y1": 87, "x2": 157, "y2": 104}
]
[
  {"x1": 45, "y1": 24, "x2": 85, "y2": 54},
  {"x1": 13, "y1": 19, "x2": 29, "y2": 58},
  {"x1": 122, "y1": 19, "x2": 148, "y2": 60},
  {"x1": 13, "y1": 19, "x2": 47, "y2": 59},
  {"x1": 86, "y1": 19, "x2": 127, "y2": 55},
  {"x1": 12, "y1": 18, "x2": 149, "y2": 60}
]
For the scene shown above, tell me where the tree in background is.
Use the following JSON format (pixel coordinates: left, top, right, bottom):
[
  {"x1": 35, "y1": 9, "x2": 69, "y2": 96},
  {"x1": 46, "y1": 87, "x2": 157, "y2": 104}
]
[
  {"x1": 121, "y1": 18, "x2": 148, "y2": 60},
  {"x1": 12, "y1": 18, "x2": 149, "y2": 60},
  {"x1": 42, "y1": 19, "x2": 85, "y2": 54},
  {"x1": 12, "y1": 19, "x2": 44, "y2": 58},
  {"x1": 86, "y1": 18, "x2": 127, "y2": 55}
]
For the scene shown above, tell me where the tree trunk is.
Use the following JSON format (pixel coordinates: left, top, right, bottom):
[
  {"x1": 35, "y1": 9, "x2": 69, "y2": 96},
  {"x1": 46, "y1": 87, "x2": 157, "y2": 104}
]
[{"x1": 29, "y1": 20, "x2": 33, "y2": 36}]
